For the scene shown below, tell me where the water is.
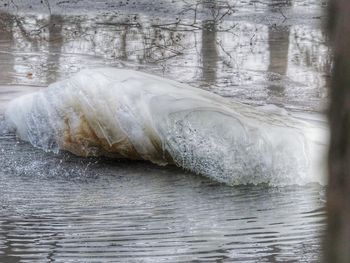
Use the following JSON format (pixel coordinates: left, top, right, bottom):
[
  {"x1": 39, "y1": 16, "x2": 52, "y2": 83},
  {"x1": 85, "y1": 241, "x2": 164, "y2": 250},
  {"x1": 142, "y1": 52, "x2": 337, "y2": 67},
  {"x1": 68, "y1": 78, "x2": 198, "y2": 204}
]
[
  {"x1": 0, "y1": 0, "x2": 329, "y2": 262},
  {"x1": 0, "y1": 136, "x2": 326, "y2": 262}
]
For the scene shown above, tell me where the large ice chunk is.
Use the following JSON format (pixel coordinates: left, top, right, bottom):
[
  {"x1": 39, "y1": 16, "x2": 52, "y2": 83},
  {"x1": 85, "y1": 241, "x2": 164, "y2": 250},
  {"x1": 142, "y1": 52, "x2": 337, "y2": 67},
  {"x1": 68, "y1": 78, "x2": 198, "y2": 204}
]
[{"x1": 5, "y1": 68, "x2": 328, "y2": 185}]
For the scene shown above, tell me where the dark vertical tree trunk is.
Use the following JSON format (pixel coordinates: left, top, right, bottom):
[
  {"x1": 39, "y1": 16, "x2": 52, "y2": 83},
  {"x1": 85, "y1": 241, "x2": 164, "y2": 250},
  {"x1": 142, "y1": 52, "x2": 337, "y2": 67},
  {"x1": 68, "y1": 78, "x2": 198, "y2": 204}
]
[
  {"x1": 0, "y1": 13, "x2": 14, "y2": 84},
  {"x1": 325, "y1": 0, "x2": 350, "y2": 262},
  {"x1": 47, "y1": 15, "x2": 64, "y2": 84},
  {"x1": 201, "y1": 19, "x2": 218, "y2": 87},
  {"x1": 120, "y1": 26, "x2": 128, "y2": 61},
  {"x1": 267, "y1": 26, "x2": 290, "y2": 97},
  {"x1": 201, "y1": 0, "x2": 218, "y2": 88},
  {"x1": 266, "y1": 0, "x2": 291, "y2": 98}
]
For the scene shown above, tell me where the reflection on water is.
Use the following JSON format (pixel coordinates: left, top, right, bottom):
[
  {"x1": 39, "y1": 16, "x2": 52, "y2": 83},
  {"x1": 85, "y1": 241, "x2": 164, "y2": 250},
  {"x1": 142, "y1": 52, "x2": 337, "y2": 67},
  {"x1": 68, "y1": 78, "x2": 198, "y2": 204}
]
[
  {"x1": 201, "y1": 19, "x2": 218, "y2": 87},
  {"x1": 0, "y1": 0, "x2": 330, "y2": 111},
  {"x1": 0, "y1": 134, "x2": 326, "y2": 262},
  {"x1": 46, "y1": 15, "x2": 63, "y2": 83},
  {"x1": 266, "y1": 0, "x2": 292, "y2": 100},
  {"x1": 0, "y1": 0, "x2": 329, "y2": 262},
  {"x1": 0, "y1": 12, "x2": 15, "y2": 84}
]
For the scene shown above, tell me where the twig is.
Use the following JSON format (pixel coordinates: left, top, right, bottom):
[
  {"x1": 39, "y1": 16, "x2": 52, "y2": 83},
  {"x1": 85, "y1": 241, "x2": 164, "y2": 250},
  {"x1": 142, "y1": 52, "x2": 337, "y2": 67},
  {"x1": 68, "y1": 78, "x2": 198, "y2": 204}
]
[
  {"x1": 279, "y1": 8, "x2": 287, "y2": 21},
  {"x1": 43, "y1": 0, "x2": 52, "y2": 14}
]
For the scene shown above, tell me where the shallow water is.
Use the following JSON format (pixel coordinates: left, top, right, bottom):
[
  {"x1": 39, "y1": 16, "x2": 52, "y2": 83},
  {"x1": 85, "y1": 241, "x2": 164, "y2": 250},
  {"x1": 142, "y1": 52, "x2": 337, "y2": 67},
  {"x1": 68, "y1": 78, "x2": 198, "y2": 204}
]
[
  {"x1": 0, "y1": 133, "x2": 326, "y2": 262},
  {"x1": 0, "y1": 0, "x2": 329, "y2": 262}
]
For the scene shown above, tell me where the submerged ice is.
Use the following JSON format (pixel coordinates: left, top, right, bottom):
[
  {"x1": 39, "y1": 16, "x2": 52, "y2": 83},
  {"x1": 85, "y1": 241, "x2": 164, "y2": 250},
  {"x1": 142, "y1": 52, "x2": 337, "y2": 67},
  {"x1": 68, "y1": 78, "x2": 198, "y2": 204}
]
[{"x1": 5, "y1": 68, "x2": 328, "y2": 185}]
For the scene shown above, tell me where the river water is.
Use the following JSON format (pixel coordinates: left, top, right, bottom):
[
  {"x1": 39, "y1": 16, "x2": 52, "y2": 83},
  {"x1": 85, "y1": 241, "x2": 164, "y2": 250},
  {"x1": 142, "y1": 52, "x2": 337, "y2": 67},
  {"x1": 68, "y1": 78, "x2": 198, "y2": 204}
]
[{"x1": 0, "y1": 0, "x2": 329, "y2": 262}]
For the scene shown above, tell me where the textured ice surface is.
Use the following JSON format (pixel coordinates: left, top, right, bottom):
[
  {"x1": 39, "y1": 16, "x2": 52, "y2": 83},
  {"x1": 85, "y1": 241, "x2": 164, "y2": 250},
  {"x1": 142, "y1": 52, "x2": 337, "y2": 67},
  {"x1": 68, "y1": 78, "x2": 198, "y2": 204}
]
[{"x1": 5, "y1": 68, "x2": 328, "y2": 185}]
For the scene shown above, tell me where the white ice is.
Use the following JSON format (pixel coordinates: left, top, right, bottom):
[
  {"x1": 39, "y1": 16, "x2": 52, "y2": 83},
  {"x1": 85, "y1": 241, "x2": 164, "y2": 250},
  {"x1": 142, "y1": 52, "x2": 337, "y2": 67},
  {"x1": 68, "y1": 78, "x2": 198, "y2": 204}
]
[{"x1": 5, "y1": 68, "x2": 329, "y2": 185}]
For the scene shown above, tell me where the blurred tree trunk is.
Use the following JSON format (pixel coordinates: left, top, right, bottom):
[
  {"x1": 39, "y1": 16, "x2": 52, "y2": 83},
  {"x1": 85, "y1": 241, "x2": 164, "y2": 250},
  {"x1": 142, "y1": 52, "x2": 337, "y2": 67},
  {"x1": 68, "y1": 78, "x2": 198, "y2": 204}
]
[{"x1": 325, "y1": 0, "x2": 350, "y2": 262}]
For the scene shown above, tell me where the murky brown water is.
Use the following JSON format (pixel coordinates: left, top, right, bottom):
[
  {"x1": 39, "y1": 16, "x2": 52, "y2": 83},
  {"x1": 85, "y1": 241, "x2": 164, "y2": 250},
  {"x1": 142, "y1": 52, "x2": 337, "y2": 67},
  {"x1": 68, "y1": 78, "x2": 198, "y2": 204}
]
[{"x1": 0, "y1": 0, "x2": 329, "y2": 262}]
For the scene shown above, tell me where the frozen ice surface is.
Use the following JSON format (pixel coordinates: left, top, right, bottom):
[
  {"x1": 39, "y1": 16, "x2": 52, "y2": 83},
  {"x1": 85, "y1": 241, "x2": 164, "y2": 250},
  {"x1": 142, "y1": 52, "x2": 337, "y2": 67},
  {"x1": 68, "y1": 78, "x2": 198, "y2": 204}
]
[{"x1": 5, "y1": 68, "x2": 328, "y2": 185}]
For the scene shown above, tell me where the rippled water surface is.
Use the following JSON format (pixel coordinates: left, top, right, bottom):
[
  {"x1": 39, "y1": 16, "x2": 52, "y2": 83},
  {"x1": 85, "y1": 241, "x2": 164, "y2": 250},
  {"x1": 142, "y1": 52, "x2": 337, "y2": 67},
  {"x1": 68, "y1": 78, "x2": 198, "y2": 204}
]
[{"x1": 0, "y1": 0, "x2": 329, "y2": 262}]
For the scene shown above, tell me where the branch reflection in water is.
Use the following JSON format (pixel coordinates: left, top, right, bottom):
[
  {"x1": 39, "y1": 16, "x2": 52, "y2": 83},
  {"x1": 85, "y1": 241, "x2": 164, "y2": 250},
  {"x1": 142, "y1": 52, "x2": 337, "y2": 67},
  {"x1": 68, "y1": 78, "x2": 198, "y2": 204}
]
[{"x1": 0, "y1": 0, "x2": 330, "y2": 262}]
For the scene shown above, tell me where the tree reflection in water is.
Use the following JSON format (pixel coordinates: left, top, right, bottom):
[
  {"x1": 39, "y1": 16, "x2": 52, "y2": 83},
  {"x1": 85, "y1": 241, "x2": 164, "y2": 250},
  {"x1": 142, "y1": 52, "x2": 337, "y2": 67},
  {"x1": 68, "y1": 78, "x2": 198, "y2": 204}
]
[
  {"x1": 0, "y1": 0, "x2": 330, "y2": 112},
  {"x1": 0, "y1": 1, "x2": 331, "y2": 262}
]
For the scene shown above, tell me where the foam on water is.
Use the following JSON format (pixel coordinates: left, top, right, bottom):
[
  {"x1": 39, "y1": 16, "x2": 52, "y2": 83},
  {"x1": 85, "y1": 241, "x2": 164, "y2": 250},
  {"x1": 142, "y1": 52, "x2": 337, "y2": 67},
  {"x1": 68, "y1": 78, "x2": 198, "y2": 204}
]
[{"x1": 5, "y1": 68, "x2": 329, "y2": 186}]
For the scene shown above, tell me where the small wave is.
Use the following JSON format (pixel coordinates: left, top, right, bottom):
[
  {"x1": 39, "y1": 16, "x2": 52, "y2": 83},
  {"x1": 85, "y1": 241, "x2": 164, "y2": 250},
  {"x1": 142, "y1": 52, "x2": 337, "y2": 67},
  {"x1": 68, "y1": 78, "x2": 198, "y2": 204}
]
[{"x1": 4, "y1": 68, "x2": 329, "y2": 186}]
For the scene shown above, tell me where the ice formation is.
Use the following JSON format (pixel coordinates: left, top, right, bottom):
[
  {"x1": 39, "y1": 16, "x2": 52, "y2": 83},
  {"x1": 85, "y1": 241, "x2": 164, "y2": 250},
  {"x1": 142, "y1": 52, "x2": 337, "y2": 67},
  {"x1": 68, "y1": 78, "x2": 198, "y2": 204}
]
[{"x1": 5, "y1": 68, "x2": 328, "y2": 185}]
